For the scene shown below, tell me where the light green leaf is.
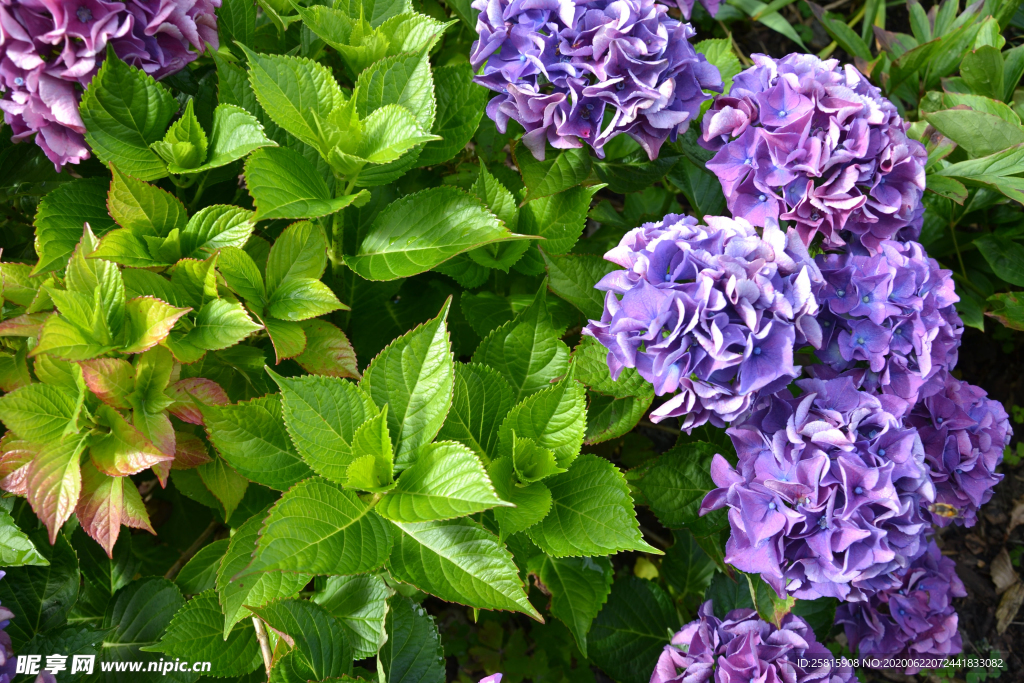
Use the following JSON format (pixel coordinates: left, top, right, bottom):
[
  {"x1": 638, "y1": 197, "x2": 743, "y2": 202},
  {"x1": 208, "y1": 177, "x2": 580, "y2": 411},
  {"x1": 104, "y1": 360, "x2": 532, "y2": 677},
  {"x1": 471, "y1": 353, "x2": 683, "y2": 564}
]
[
  {"x1": 511, "y1": 434, "x2": 563, "y2": 483},
  {"x1": 386, "y1": 518, "x2": 541, "y2": 618},
  {"x1": 266, "y1": 220, "x2": 328, "y2": 293},
  {"x1": 926, "y1": 108, "x2": 1024, "y2": 157},
  {"x1": 338, "y1": 0, "x2": 412, "y2": 27},
  {"x1": 198, "y1": 456, "x2": 249, "y2": 520},
  {"x1": 32, "y1": 178, "x2": 117, "y2": 275},
  {"x1": 961, "y1": 45, "x2": 1005, "y2": 101},
  {"x1": 218, "y1": 246, "x2": 267, "y2": 308},
  {"x1": 354, "y1": 50, "x2": 435, "y2": 129},
  {"x1": 151, "y1": 98, "x2": 209, "y2": 170},
  {"x1": 313, "y1": 575, "x2": 391, "y2": 659},
  {"x1": 106, "y1": 166, "x2": 188, "y2": 238},
  {"x1": 172, "y1": 104, "x2": 277, "y2": 174},
  {"x1": 267, "y1": 278, "x2": 347, "y2": 321},
  {"x1": 694, "y1": 38, "x2": 742, "y2": 92},
  {"x1": 242, "y1": 477, "x2": 393, "y2": 576},
  {"x1": 356, "y1": 104, "x2": 440, "y2": 164},
  {"x1": 32, "y1": 315, "x2": 112, "y2": 361},
  {"x1": 529, "y1": 554, "x2": 613, "y2": 657},
  {"x1": 294, "y1": 319, "x2": 360, "y2": 380},
  {"x1": 360, "y1": 299, "x2": 454, "y2": 469},
  {"x1": 122, "y1": 296, "x2": 191, "y2": 353},
  {"x1": 0, "y1": 507, "x2": 49, "y2": 567},
  {"x1": 519, "y1": 185, "x2": 601, "y2": 255},
  {"x1": 488, "y1": 456, "x2": 553, "y2": 537},
  {"x1": 249, "y1": 599, "x2": 352, "y2": 682},
  {"x1": 180, "y1": 205, "x2": 255, "y2": 258},
  {"x1": 245, "y1": 146, "x2": 368, "y2": 221},
  {"x1": 175, "y1": 538, "x2": 228, "y2": 595},
  {"x1": 573, "y1": 336, "x2": 654, "y2": 399},
  {"x1": 419, "y1": 63, "x2": 487, "y2": 167},
  {"x1": 345, "y1": 406, "x2": 394, "y2": 491},
  {"x1": 436, "y1": 362, "x2": 515, "y2": 461},
  {"x1": 514, "y1": 145, "x2": 592, "y2": 202},
  {"x1": 498, "y1": 372, "x2": 586, "y2": 470},
  {"x1": 380, "y1": 596, "x2": 445, "y2": 683},
  {"x1": 527, "y1": 454, "x2": 656, "y2": 557},
  {"x1": 588, "y1": 576, "x2": 675, "y2": 683},
  {"x1": 0, "y1": 383, "x2": 78, "y2": 442}
]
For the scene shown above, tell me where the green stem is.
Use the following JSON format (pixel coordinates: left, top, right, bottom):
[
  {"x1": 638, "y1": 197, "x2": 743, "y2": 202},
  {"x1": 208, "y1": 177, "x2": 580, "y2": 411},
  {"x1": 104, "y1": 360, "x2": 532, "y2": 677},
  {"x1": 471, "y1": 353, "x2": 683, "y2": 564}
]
[
  {"x1": 188, "y1": 173, "x2": 209, "y2": 211},
  {"x1": 949, "y1": 219, "x2": 968, "y2": 280}
]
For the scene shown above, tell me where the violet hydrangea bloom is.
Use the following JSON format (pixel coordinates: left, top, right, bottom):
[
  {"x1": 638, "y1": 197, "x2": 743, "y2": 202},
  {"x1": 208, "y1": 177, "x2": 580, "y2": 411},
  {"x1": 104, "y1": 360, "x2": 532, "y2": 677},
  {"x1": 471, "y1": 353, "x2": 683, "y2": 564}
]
[
  {"x1": 661, "y1": 0, "x2": 720, "y2": 20},
  {"x1": 583, "y1": 214, "x2": 822, "y2": 430},
  {"x1": 837, "y1": 540, "x2": 965, "y2": 668},
  {"x1": 470, "y1": 0, "x2": 722, "y2": 160},
  {"x1": 905, "y1": 371, "x2": 1010, "y2": 528},
  {"x1": 0, "y1": 571, "x2": 14, "y2": 683},
  {"x1": 813, "y1": 239, "x2": 962, "y2": 416},
  {"x1": 700, "y1": 376, "x2": 935, "y2": 601},
  {"x1": 0, "y1": 0, "x2": 220, "y2": 169},
  {"x1": 651, "y1": 600, "x2": 855, "y2": 683},
  {"x1": 701, "y1": 53, "x2": 927, "y2": 253}
]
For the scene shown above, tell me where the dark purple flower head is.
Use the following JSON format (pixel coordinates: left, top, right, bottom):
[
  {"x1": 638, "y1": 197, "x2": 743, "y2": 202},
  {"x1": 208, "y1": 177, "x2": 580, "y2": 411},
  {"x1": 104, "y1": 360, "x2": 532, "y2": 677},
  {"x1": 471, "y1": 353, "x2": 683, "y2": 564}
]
[
  {"x1": 701, "y1": 53, "x2": 927, "y2": 254},
  {"x1": 905, "y1": 371, "x2": 1010, "y2": 528},
  {"x1": 813, "y1": 240, "x2": 962, "y2": 415},
  {"x1": 583, "y1": 214, "x2": 822, "y2": 430},
  {"x1": 701, "y1": 376, "x2": 935, "y2": 600},
  {"x1": 470, "y1": 0, "x2": 722, "y2": 160},
  {"x1": 837, "y1": 540, "x2": 965, "y2": 670},
  {"x1": 0, "y1": 570, "x2": 14, "y2": 683},
  {"x1": 651, "y1": 600, "x2": 855, "y2": 683},
  {"x1": 0, "y1": 0, "x2": 220, "y2": 169}
]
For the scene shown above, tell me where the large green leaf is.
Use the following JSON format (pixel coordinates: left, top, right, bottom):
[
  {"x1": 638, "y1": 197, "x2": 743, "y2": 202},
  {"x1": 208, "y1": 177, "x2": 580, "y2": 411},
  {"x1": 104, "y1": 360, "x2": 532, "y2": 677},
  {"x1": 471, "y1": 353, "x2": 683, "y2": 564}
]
[
  {"x1": 588, "y1": 576, "x2": 676, "y2": 683},
  {"x1": 529, "y1": 554, "x2": 613, "y2": 657},
  {"x1": 0, "y1": 528, "x2": 79, "y2": 648},
  {"x1": 519, "y1": 185, "x2": 601, "y2": 254},
  {"x1": 974, "y1": 234, "x2": 1024, "y2": 287},
  {"x1": 926, "y1": 108, "x2": 1024, "y2": 158},
  {"x1": 202, "y1": 395, "x2": 314, "y2": 490},
  {"x1": 526, "y1": 454, "x2": 656, "y2": 557},
  {"x1": 180, "y1": 205, "x2": 255, "y2": 258},
  {"x1": 32, "y1": 178, "x2": 117, "y2": 275},
  {"x1": 184, "y1": 299, "x2": 261, "y2": 351},
  {"x1": 497, "y1": 373, "x2": 587, "y2": 469},
  {"x1": 347, "y1": 186, "x2": 526, "y2": 281},
  {"x1": 172, "y1": 104, "x2": 276, "y2": 175},
  {"x1": 79, "y1": 50, "x2": 178, "y2": 180},
  {"x1": 242, "y1": 477, "x2": 393, "y2": 576},
  {"x1": 245, "y1": 146, "x2": 367, "y2": 220},
  {"x1": 98, "y1": 578, "x2": 186, "y2": 682},
  {"x1": 386, "y1": 518, "x2": 541, "y2": 618},
  {"x1": 514, "y1": 145, "x2": 592, "y2": 202},
  {"x1": 418, "y1": 64, "x2": 487, "y2": 167},
  {"x1": 541, "y1": 251, "x2": 617, "y2": 319},
  {"x1": 27, "y1": 436, "x2": 88, "y2": 543},
  {"x1": 633, "y1": 441, "x2": 727, "y2": 535},
  {"x1": 175, "y1": 538, "x2": 228, "y2": 595},
  {"x1": 360, "y1": 300, "x2": 454, "y2": 469},
  {"x1": 488, "y1": 457, "x2": 553, "y2": 537},
  {"x1": 436, "y1": 362, "x2": 515, "y2": 461},
  {"x1": 354, "y1": 50, "x2": 435, "y2": 129},
  {"x1": 313, "y1": 575, "x2": 391, "y2": 659},
  {"x1": 380, "y1": 596, "x2": 445, "y2": 683},
  {"x1": 249, "y1": 599, "x2": 352, "y2": 682},
  {"x1": 0, "y1": 383, "x2": 78, "y2": 442},
  {"x1": 0, "y1": 507, "x2": 48, "y2": 566},
  {"x1": 376, "y1": 441, "x2": 509, "y2": 521}
]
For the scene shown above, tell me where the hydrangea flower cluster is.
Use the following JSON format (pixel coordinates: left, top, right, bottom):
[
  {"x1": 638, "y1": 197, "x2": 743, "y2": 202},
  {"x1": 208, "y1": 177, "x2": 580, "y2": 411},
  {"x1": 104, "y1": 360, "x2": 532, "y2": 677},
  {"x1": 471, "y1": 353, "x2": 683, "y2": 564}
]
[
  {"x1": 582, "y1": 214, "x2": 822, "y2": 430},
  {"x1": 906, "y1": 371, "x2": 1009, "y2": 528},
  {"x1": 651, "y1": 600, "x2": 855, "y2": 683},
  {"x1": 837, "y1": 541, "x2": 966, "y2": 666},
  {"x1": 0, "y1": 571, "x2": 14, "y2": 683},
  {"x1": 814, "y1": 239, "x2": 962, "y2": 415},
  {"x1": 470, "y1": 0, "x2": 722, "y2": 160},
  {"x1": 701, "y1": 53, "x2": 927, "y2": 254},
  {"x1": 0, "y1": 0, "x2": 220, "y2": 169},
  {"x1": 701, "y1": 376, "x2": 934, "y2": 601}
]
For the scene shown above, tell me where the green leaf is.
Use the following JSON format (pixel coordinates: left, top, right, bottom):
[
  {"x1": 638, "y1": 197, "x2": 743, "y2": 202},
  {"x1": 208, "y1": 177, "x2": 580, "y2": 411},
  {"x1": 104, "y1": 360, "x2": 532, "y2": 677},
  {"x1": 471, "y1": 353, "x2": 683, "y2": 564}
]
[
  {"x1": 974, "y1": 234, "x2": 1024, "y2": 286},
  {"x1": 926, "y1": 108, "x2": 1024, "y2": 157},
  {"x1": 527, "y1": 454, "x2": 656, "y2": 557},
  {"x1": 347, "y1": 186, "x2": 525, "y2": 281},
  {"x1": 588, "y1": 576, "x2": 676, "y2": 683},
  {"x1": 98, "y1": 578, "x2": 185, "y2": 678},
  {"x1": 339, "y1": 0, "x2": 413, "y2": 27},
  {"x1": 219, "y1": 246, "x2": 267, "y2": 308},
  {"x1": 807, "y1": 2, "x2": 871, "y2": 59},
  {"x1": 198, "y1": 456, "x2": 249, "y2": 520},
  {"x1": 511, "y1": 434, "x2": 563, "y2": 483},
  {"x1": 986, "y1": 291, "x2": 1024, "y2": 330},
  {"x1": 514, "y1": 145, "x2": 592, "y2": 202},
  {"x1": 355, "y1": 104, "x2": 441, "y2": 164},
  {"x1": 573, "y1": 336, "x2": 654, "y2": 400},
  {"x1": 152, "y1": 98, "x2": 209, "y2": 170},
  {"x1": 747, "y1": 572, "x2": 795, "y2": 627},
  {"x1": 791, "y1": 597, "x2": 839, "y2": 642},
  {"x1": 0, "y1": 528, "x2": 78, "y2": 648},
  {"x1": 934, "y1": 143, "x2": 1024, "y2": 204},
  {"x1": 265, "y1": 220, "x2": 328, "y2": 292},
  {"x1": 360, "y1": 299, "x2": 454, "y2": 468},
  {"x1": 377, "y1": 441, "x2": 508, "y2": 521},
  {"x1": 354, "y1": 50, "x2": 435, "y2": 129},
  {"x1": 32, "y1": 178, "x2": 117, "y2": 275},
  {"x1": 147, "y1": 590, "x2": 262, "y2": 677},
  {"x1": 89, "y1": 229, "x2": 165, "y2": 268},
  {"x1": 497, "y1": 372, "x2": 586, "y2": 469},
  {"x1": 217, "y1": 506, "x2": 312, "y2": 638},
  {"x1": 180, "y1": 205, "x2": 256, "y2": 258},
  {"x1": 592, "y1": 150, "x2": 680, "y2": 195},
  {"x1": 0, "y1": 507, "x2": 49, "y2": 566},
  {"x1": 79, "y1": 48, "x2": 178, "y2": 180},
  {"x1": 472, "y1": 285, "x2": 570, "y2": 403},
  {"x1": 541, "y1": 251, "x2": 616, "y2": 320},
  {"x1": 346, "y1": 406, "x2": 394, "y2": 491},
  {"x1": 106, "y1": 166, "x2": 188, "y2": 238},
  {"x1": 175, "y1": 538, "x2": 228, "y2": 595},
  {"x1": 202, "y1": 395, "x2": 314, "y2": 490},
  {"x1": 694, "y1": 38, "x2": 742, "y2": 92},
  {"x1": 267, "y1": 278, "x2": 346, "y2": 321},
  {"x1": 0, "y1": 383, "x2": 78, "y2": 442},
  {"x1": 185, "y1": 299, "x2": 261, "y2": 351},
  {"x1": 294, "y1": 319, "x2": 360, "y2": 380},
  {"x1": 661, "y1": 529, "x2": 715, "y2": 602},
  {"x1": 173, "y1": 104, "x2": 276, "y2": 174},
  {"x1": 436, "y1": 362, "x2": 515, "y2": 461},
  {"x1": 926, "y1": 174, "x2": 969, "y2": 203},
  {"x1": 218, "y1": 0, "x2": 256, "y2": 52},
  {"x1": 245, "y1": 146, "x2": 368, "y2": 221},
  {"x1": 171, "y1": 254, "x2": 220, "y2": 310},
  {"x1": 122, "y1": 296, "x2": 191, "y2": 353},
  {"x1": 271, "y1": 371, "x2": 378, "y2": 484},
  {"x1": 242, "y1": 46, "x2": 345, "y2": 152},
  {"x1": 666, "y1": 157, "x2": 727, "y2": 220},
  {"x1": 519, "y1": 185, "x2": 599, "y2": 256},
  {"x1": 961, "y1": 46, "x2": 1005, "y2": 101},
  {"x1": 380, "y1": 596, "x2": 445, "y2": 683},
  {"x1": 530, "y1": 554, "x2": 613, "y2": 657},
  {"x1": 705, "y1": 571, "x2": 753, "y2": 616},
  {"x1": 386, "y1": 518, "x2": 541, "y2": 618},
  {"x1": 488, "y1": 456, "x2": 552, "y2": 537},
  {"x1": 419, "y1": 64, "x2": 488, "y2": 167},
  {"x1": 313, "y1": 575, "x2": 391, "y2": 659},
  {"x1": 249, "y1": 599, "x2": 352, "y2": 682},
  {"x1": 634, "y1": 441, "x2": 728, "y2": 537},
  {"x1": 242, "y1": 477, "x2": 393, "y2": 576}
]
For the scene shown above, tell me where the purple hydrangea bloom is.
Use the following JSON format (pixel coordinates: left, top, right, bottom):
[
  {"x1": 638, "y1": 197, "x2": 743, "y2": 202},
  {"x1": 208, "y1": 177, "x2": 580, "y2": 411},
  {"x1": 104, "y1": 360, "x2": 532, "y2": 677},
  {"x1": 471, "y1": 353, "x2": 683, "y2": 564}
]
[
  {"x1": 660, "y1": 0, "x2": 719, "y2": 20},
  {"x1": 701, "y1": 53, "x2": 927, "y2": 254},
  {"x1": 651, "y1": 600, "x2": 855, "y2": 683},
  {"x1": 837, "y1": 540, "x2": 965, "y2": 669},
  {"x1": 0, "y1": 571, "x2": 14, "y2": 683},
  {"x1": 470, "y1": 0, "x2": 722, "y2": 160},
  {"x1": 700, "y1": 376, "x2": 935, "y2": 601},
  {"x1": 583, "y1": 214, "x2": 822, "y2": 430},
  {"x1": 0, "y1": 0, "x2": 220, "y2": 169},
  {"x1": 905, "y1": 371, "x2": 1010, "y2": 528},
  {"x1": 813, "y1": 240, "x2": 962, "y2": 417}
]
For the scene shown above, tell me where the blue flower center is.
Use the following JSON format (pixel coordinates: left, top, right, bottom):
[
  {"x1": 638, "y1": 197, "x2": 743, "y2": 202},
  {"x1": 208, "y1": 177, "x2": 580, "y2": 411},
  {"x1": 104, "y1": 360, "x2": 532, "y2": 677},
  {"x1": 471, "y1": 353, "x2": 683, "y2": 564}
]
[
  {"x1": 758, "y1": 194, "x2": 766, "y2": 202},
  {"x1": 878, "y1": 449, "x2": 886, "y2": 456},
  {"x1": 77, "y1": 5, "x2": 93, "y2": 21},
  {"x1": 768, "y1": 501, "x2": 776, "y2": 510},
  {"x1": 818, "y1": 517, "x2": 828, "y2": 528},
  {"x1": 855, "y1": 486, "x2": 864, "y2": 495},
  {"x1": 13, "y1": 77, "x2": 24, "y2": 86},
  {"x1": 615, "y1": 81, "x2": 625, "y2": 91},
  {"x1": 937, "y1": 417, "x2": 944, "y2": 424},
  {"x1": 778, "y1": 110, "x2": 787, "y2": 117},
  {"x1": 581, "y1": 109, "x2": 590, "y2": 120},
  {"x1": 955, "y1": 468, "x2": 963, "y2": 474},
  {"x1": 862, "y1": 295, "x2": 870, "y2": 303},
  {"x1": 753, "y1": 347, "x2": 762, "y2": 356},
  {"x1": 856, "y1": 337, "x2": 866, "y2": 345},
  {"x1": 836, "y1": 289, "x2": 845, "y2": 297},
  {"x1": 869, "y1": 430, "x2": 877, "y2": 438},
  {"x1": 899, "y1": 608, "x2": 906, "y2": 616}
]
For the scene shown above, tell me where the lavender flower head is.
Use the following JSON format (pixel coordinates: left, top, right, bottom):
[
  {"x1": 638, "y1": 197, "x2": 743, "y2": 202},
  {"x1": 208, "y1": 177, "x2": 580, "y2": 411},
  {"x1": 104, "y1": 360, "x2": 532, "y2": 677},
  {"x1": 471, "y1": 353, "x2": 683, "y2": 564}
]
[
  {"x1": 813, "y1": 240, "x2": 962, "y2": 416},
  {"x1": 651, "y1": 600, "x2": 855, "y2": 683},
  {"x1": 0, "y1": 571, "x2": 14, "y2": 683},
  {"x1": 701, "y1": 53, "x2": 927, "y2": 254},
  {"x1": 470, "y1": 0, "x2": 723, "y2": 160},
  {"x1": 583, "y1": 214, "x2": 822, "y2": 430},
  {"x1": 837, "y1": 540, "x2": 965, "y2": 669},
  {"x1": 905, "y1": 371, "x2": 1010, "y2": 528},
  {"x1": 0, "y1": 0, "x2": 220, "y2": 169},
  {"x1": 701, "y1": 376, "x2": 935, "y2": 601}
]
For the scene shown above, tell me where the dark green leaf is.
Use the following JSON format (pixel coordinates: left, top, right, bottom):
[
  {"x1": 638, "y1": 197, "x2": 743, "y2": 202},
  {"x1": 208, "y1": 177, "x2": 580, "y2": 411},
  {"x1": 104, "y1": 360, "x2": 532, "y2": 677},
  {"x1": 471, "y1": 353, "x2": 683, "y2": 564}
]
[{"x1": 589, "y1": 576, "x2": 676, "y2": 683}]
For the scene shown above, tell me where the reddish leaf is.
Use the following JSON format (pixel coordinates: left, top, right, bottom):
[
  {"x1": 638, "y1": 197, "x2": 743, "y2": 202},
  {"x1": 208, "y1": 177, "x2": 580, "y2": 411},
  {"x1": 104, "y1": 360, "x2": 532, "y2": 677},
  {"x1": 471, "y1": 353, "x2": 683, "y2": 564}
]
[
  {"x1": 0, "y1": 348, "x2": 31, "y2": 392},
  {"x1": 295, "y1": 319, "x2": 360, "y2": 379},
  {"x1": 166, "y1": 378, "x2": 229, "y2": 425},
  {"x1": 27, "y1": 435, "x2": 86, "y2": 543},
  {"x1": 80, "y1": 358, "x2": 135, "y2": 409},
  {"x1": 122, "y1": 476, "x2": 154, "y2": 533},
  {"x1": 122, "y1": 296, "x2": 191, "y2": 354},
  {"x1": 91, "y1": 407, "x2": 174, "y2": 476},
  {"x1": 0, "y1": 312, "x2": 51, "y2": 338},
  {"x1": 151, "y1": 460, "x2": 172, "y2": 487},
  {"x1": 135, "y1": 409, "x2": 176, "y2": 459},
  {"x1": 172, "y1": 431, "x2": 212, "y2": 469},
  {"x1": 0, "y1": 432, "x2": 36, "y2": 495},
  {"x1": 76, "y1": 461, "x2": 124, "y2": 557}
]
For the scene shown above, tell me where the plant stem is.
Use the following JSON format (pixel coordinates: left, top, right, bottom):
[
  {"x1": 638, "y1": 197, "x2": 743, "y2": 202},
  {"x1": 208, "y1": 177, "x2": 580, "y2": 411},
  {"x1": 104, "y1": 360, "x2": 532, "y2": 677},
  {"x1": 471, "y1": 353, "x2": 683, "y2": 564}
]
[
  {"x1": 638, "y1": 419, "x2": 682, "y2": 436},
  {"x1": 163, "y1": 520, "x2": 220, "y2": 581},
  {"x1": 253, "y1": 617, "x2": 274, "y2": 682},
  {"x1": 949, "y1": 220, "x2": 968, "y2": 280}
]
